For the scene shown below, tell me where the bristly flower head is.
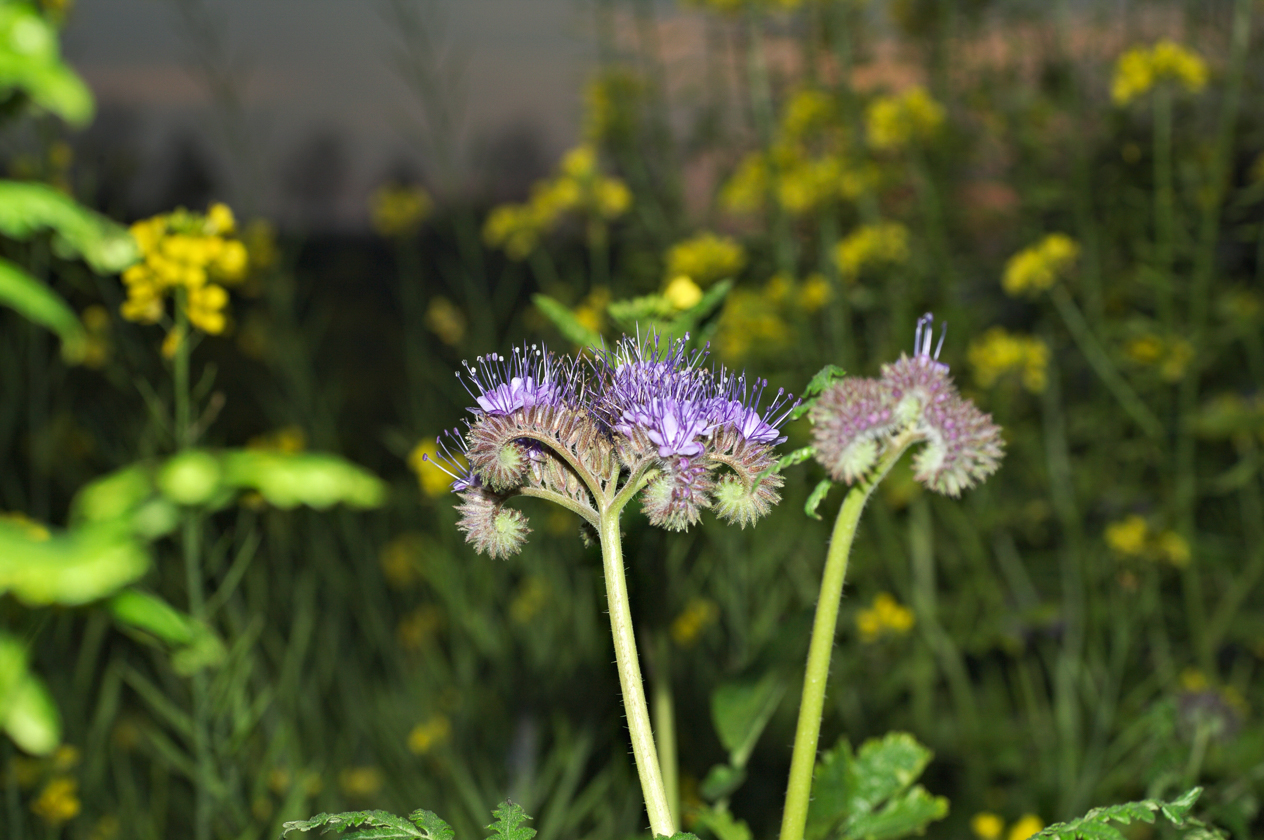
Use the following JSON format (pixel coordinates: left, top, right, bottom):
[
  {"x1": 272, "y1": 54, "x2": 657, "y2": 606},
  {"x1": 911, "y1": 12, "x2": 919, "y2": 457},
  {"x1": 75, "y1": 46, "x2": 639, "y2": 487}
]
[
  {"x1": 811, "y1": 314, "x2": 1003, "y2": 497},
  {"x1": 428, "y1": 331, "x2": 799, "y2": 558}
]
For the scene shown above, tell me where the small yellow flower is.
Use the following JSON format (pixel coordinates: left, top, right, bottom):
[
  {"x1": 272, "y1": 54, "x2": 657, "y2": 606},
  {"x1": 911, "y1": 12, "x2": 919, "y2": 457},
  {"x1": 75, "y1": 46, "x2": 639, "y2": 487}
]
[
  {"x1": 1126, "y1": 334, "x2": 1194, "y2": 382},
  {"x1": 1112, "y1": 40, "x2": 1208, "y2": 106},
  {"x1": 968, "y1": 328, "x2": 1049, "y2": 393},
  {"x1": 1125, "y1": 334, "x2": 1164, "y2": 364},
  {"x1": 370, "y1": 184, "x2": 432, "y2": 237},
  {"x1": 798, "y1": 273, "x2": 831, "y2": 312},
  {"x1": 665, "y1": 232, "x2": 746, "y2": 287},
  {"x1": 31, "y1": 776, "x2": 80, "y2": 825},
  {"x1": 856, "y1": 592, "x2": 915, "y2": 643},
  {"x1": 1007, "y1": 814, "x2": 1044, "y2": 840},
  {"x1": 971, "y1": 812, "x2": 1005, "y2": 840},
  {"x1": 483, "y1": 204, "x2": 541, "y2": 261},
  {"x1": 835, "y1": 222, "x2": 910, "y2": 281},
  {"x1": 338, "y1": 766, "x2": 383, "y2": 799},
  {"x1": 424, "y1": 296, "x2": 466, "y2": 346},
  {"x1": 408, "y1": 439, "x2": 460, "y2": 497},
  {"x1": 671, "y1": 597, "x2": 719, "y2": 647},
  {"x1": 866, "y1": 86, "x2": 945, "y2": 151},
  {"x1": 1156, "y1": 530, "x2": 1191, "y2": 567},
  {"x1": 509, "y1": 575, "x2": 549, "y2": 624},
  {"x1": 206, "y1": 202, "x2": 236, "y2": 235},
  {"x1": 1002, "y1": 233, "x2": 1079, "y2": 297},
  {"x1": 779, "y1": 88, "x2": 836, "y2": 142},
  {"x1": 596, "y1": 178, "x2": 632, "y2": 219},
  {"x1": 1105, "y1": 515, "x2": 1148, "y2": 556},
  {"x1": 664, "y1": 275, "x2": 704, "y2": 310},
  {"x1": 407, "y1": 715, "x2": 452, "y2": 755},
  {"x1": 186, "y1": 283, "x2": 229, "y2": 334}
]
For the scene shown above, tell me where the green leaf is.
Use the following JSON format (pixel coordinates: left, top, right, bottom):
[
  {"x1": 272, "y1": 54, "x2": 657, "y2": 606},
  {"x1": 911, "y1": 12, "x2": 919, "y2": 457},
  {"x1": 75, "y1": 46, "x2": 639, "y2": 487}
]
[
  {"x1": 0, "y1": 519, "x2": 150, "y2": 606},
  {"x1": 0, "y1": 182, "x2": 139, "y2": 271},
  {"x1": 0, "y1": 5, "x2": 93, "y2": 124},
  {"x1": 805, "y1": 478, "x2": 834, "y2": 519},
  {"x1": 0, "y1": 256, "x2": 86, "y2": 361},
  {"x1": 711, "y1": 670, "x2": 786, "y2": 768},
  {"x1": 487, "y1": 800, "x2": 536, "y2": 840},
  {"x1": 689, "y1": 804, "x2": 751, "y2": 840},
  {"x1": 844, "y1": 786, "x2": 948, "y2": 840},
  {"x1": 846, "y1": 733, "x2": 934, "y2": 823},
  {"x1": 281, "y1": 810, "x2": 426, "y2": 839},
  {"x1": 699, "y1": 763, "x2": 747, "y2": 801},
  {"x1": 3, "y1": 668, "x2": 60, "y2": 755},
  {"x1": 790, "y1": 365, "x2": 847, "y2": 422},
  {"x1": 662, "y1": 834, "x2": 702, "y2": 840},
  {"x1": 1031, "y1": 789, "x2": 1225, "y2": 840},
  {"x1": 219, "y1": 450, "x2": 388, "y2": 510},
  {"x1": 758, "y1": 445, "x2": 815, "y2": 482},
  {"x1": 532, "y1": 292, "x2": 603, "y2": 348},
  {"x1": 408, "y1": 810, "x2": 455, "y2": 840},
  {"x1": 679, "y1": 278, "x2": 733, "y2": 324},
  {"x1": 108, "y1": 589, "x2": 196, "y2": 645}
]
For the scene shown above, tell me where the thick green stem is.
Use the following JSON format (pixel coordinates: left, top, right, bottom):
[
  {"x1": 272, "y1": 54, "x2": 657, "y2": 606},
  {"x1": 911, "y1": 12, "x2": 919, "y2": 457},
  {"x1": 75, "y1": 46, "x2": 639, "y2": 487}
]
[
  {"x1": 779, "y1": 438, "x2": 911, "y2": 840},
  {"x1": 598, "y1": 512, "x2": 675, "y2": 838},
  {"x1": 652, "y1": 635, "x2": 680, "y2": 828}
]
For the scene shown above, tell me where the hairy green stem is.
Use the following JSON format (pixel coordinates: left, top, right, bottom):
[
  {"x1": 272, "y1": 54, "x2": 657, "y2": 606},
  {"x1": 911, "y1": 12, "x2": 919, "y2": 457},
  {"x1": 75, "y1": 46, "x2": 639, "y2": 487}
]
[
  {"x1": 652, "y1": 635, "x2": 680, "y2": 828},
  {"x1": 598, "y1": 512, "x2": 675, "y2": 838},
  {"x1": 779, "y1": 437, "x2": 912, "y2": 840}
]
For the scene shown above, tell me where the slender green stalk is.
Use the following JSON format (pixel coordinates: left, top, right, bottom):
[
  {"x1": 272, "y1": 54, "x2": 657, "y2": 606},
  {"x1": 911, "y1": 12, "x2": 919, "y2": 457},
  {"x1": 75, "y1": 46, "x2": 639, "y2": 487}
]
[
  {"x1": 779, "y1": 436, "x2": 912, "y2": 840},
  {"x1": 1152, "y1": 84, "x2": 1175, "y2": 333},
  {"x1": 652, "y1": 635, "x2": 680, "y2": 829},
  {"x1": 597, "y1": 511, "x2": 675, "y2": 838}
]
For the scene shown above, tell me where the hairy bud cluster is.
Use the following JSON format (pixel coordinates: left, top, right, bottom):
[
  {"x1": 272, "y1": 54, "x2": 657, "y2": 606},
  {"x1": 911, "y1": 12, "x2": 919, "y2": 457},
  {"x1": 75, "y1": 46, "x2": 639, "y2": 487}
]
[
  {"x1": 425, "y1": 335, "x2": 798, "y2": 557},
  {"x1": 810, "y1": 314, "x2": 1004, "y2": 497}
]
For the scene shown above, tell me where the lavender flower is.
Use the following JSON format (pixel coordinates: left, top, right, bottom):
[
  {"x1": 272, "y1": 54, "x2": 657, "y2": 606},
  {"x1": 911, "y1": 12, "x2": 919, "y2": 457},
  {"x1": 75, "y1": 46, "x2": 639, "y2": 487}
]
[
  {"x1": 811, "y1": 314, "x2": 1004, "y2": 497},
  {"x1": 459, "y1": 344, "x2": 567, "y2": 416}
]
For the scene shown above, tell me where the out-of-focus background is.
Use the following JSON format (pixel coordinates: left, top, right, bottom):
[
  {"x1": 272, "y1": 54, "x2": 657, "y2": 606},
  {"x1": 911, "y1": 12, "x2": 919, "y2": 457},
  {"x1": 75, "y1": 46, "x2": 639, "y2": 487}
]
[{"x1": 3, "y1": 1, "x2": 1264, "y2": 839}]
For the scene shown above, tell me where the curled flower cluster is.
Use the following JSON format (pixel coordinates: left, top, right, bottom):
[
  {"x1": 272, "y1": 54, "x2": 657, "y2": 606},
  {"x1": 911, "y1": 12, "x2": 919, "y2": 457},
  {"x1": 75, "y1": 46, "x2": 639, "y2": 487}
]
[
  {"x1": 424, "y1": 335, "x2": 798, "y2": 557},
  {"x1": 1002, "y1": 233, "x2": 1078, "y2": 297},
  {"x1": 1112, "y1": 40, "x2": 1208, "y2": 106},
  {"x1": 811, "y1": 314, "x2": 1004, "y2": 497},
  {"x1": 121, "y1": 203, "x2": 249, "y2": 337}
]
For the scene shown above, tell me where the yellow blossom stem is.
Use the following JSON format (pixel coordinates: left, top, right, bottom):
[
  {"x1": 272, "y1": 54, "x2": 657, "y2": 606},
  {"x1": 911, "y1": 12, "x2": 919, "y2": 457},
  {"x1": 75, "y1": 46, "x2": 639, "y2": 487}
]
[
  {"x1": 779, "y1": 434, "x2": 913, "y2": 840},
  {"x1": 597, "y1": 510, "x2": 675, "y2": 838}
]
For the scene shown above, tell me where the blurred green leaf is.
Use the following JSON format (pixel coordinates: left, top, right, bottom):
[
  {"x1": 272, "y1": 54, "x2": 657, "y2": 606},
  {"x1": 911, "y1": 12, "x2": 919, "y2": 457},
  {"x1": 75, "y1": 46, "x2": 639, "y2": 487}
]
[
  {"x1": 533, "y1": 292, "x2": 603, "y2": 348},
  {"x1": 0, "y1": 4, "x2": 93, "y2": 124},
  {"x1": 219, "y1": 450, "x2": 388, "y2": 510},
  {"x1": 790, "y1": 364, "x2": 847, "y2": 422},
  {"x1": 0, "y1": 181, "x2": 140, "y2": 271},
  {"x1": 0, "y1": 519, "x2": 150, "y2": 606},
  {"x1": 711, "y1": 670, "x2": 786, "y2": 768},
  {"x1": 157, "y1": 449, "x2": 224, "y2": 506},
  {"x1": 689, "y1": 804, "x2": 751, "y2": 840},
  {"x1": 0, "y1": 634, "x2": 60, "y2": 755},
  {"x1": 700, "y1": 763, "x2": 747, "y2": 801},
  {"x1": 759, "y1": 445, "x2": 815, "y2": 482},
  {"x1": 108, "y1": 588, "x2": 196, "y2": 646},
  {"x1": 805, "y1": 478, "x2": 833, "y2": 519},
  {"x1": 0, "y1": 255, "x2": 85, "y2": 361}
]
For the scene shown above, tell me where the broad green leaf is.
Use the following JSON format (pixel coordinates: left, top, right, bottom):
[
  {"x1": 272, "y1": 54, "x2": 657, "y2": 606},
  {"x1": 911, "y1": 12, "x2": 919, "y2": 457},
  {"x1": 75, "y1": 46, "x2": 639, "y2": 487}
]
[
  {"x1": 711, "y1": 670, "x2": 786, "y2": 767},
  {"x1": 281, "y1": 809, "x2": 425, "y2": 838},
  {"x1": 699, "y1": 763, "x2": 747, "y2": 801},
  {"x1": 533, "y1": 292, "x2": 603, "y2": 348},
  {"x1": 219, "y1": 450, "x2": 387, "y2": 510},
  {"x1": 3, "y1": 669, "x2": 60, "y2": 755},
  {"x1": 689, "y1": 804, "x2": 751, "y2": 840},
  {"x1": 0, "y1": 181, "x2": 140, "y2": 271},
  {"x1": 845, "y1": 733, "x2": 934, "y2": 822},
  {"x1": 108, "y1": 589, "x2": 196, "y2": 646},
  {"x1": 487, "y1": 800, "x2": 536, "y2": 840},
  {"x1": 806, "y1": 741, "x2": 853, "y2": 839},
  {"x1": 843, "y1": 786, "x2": 948, "y2": 840},
  {"x1": 0, "y1": 519, "x2": 149, "y2": 606},
  {"x1": 0, "y1": 5, "x2": 93, "y2": 124},
  {"x1": 805, "y1": 478, "x2": 833, "y2": 519},
  {"x1": 1031, "y1": 789, "x2": 1225, "y2": 840},
  {"x1": 0, "y1": 256, "x2": 85, "y2": 361}
]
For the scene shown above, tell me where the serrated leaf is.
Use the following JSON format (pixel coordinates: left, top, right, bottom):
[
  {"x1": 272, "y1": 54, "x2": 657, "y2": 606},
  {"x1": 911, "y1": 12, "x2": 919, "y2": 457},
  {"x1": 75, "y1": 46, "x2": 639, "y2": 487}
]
[
  {"x1": 281, "y1": 809, "x2": 424, "y2": 838},
  {"x1": 409, "y1": 810, "x2": 455, "y2": 840},
  {"x1": 608, "y1": 293, "x2": 676, "y2": 328},
  {"x1": 0, "y1": 182, "x2": 139, "y2": 271},
  {"x1": 689, "y1": 804, "x2": 751, "y2": 840},
  {"x1": 805, "y1": 478, "x2": 833, "y2": 519},
  {"x1": 789, "y1": 364, "x2": 847, "y2": 422},
  {"x1": 532, "y1": 293, "x2": 603, "y2": 348},
  {"x1": 758, "y1": 445, "x2": 815, "y2": 482},
  {"x1": 487, "y1": 800, "x2": 535, "y2": 840},
  {"x1": 1031, "y1": 789, "x2": 1222, "y2": 840},
  {"x1": 845, "y1": 733, "x2": 934, "y2": 821},
  {"x1": 843, "y1": 786, "x2": 948, "y2": 840},
  {"x1": 806, "y1": 741, "x2": 853, "y2": 839},
  {"x1": 0, "y1": 256, "x2": 86, "y2": 361},
  {"x1": 711, "y1": 670, "x2": 786, "y2": 768}
]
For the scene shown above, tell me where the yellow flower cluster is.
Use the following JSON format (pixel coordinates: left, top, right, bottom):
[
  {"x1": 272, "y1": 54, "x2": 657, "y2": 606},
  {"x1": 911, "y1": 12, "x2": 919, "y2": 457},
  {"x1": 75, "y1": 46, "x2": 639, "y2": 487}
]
[
  {"x1": 1112, "y1": 40, "x2": 1208, "y2": 106},
  {"x1": 664, "y1": 232, "x2": 747, "y2": 286},
  {"x1": 670, "y1": 597, "x2": 719, "y2": 647},
  {"x1": 31, "y1": 776, "x2": 80, "y2": 825},
  {"x1": 483, "y1": 145, "x2": 632, "y2": 260},
  {"x1": 968, "y1": 327, "x2": 1049, "y2": 393},
  {"x1": 408, "y1": 438, "x2": 461, "y2": 497},
  {"x1": 1002, "y1": 233, "x2": 1079, "y2": 297},
  {"x1": 424, "y1": 296, "x2": 466, "y2": 346},
  {"x1": 407, "y1": 715, "x2": 451, "y2": 755},
  {"x1": 572, "y1": 285, "x2": 612, "y2": 333},
  {"x1": 856, "y1": 592, "x2": 914, "y2": 642},
  {"x1": 664, "y1": 275, "x2": 704, "y2": 310},
  {"x1": 122, "y1": 203, "x2": 249, "y2": 338},
  {"x1": 835, "y1": 222, "x2": 910, "y2": 281},
  {"x1": 714, "y1": 273, "x2": 828, "y2": 360},
  {"x1": 337, "y1": 766, "x2": 383, "y2": 799},
  {"x1": 1104, "y1": 514, "x2": 1191, "y2": 567},
  {"x1": 971, "y1": 813, "x2": 1045, "y2": 840},
  {"x1": 1124, "y1": 333, "x2": 1193, "y2": 382},
  {"x1": 370, "y1": 184, "x2": 432, "y2": 237},
  {"x1": 865, "y1": 86, "x2": 945, "y2": 151}
]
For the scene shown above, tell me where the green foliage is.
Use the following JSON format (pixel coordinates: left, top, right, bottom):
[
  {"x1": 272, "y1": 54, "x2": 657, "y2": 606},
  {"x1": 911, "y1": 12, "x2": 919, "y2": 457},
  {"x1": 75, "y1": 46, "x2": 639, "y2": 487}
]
[
  {"x1": 0, "y1": 2, "x2": 93, "y2": 124},
  {"x1": 0, "y1": 633, "x2": 60, "y2": 754},
  {"x1": 789, "y1": 365, "x2": 848, "y2": 422},
  {"x1": 532, "y1": 292, "x2": 603, "y2": 348},
  {"x1": 710, "y1": 670, "x2": 786, "y2": 768},
  {"x1": 107, "y1": 588, "x2": 226, "y2": 674},
  {"x1": 0, "y1": 254, "x2": 85, "y2": 360},
  {"x1": 1031, "y1": 788, "x2": 1224, "y2": 840},
  {"x1": 806, "y1": 733, "x2": 948, "y2": 840},
  {"x1": 804, "y1": 478, "x2": 834, "y2": 519},
  {"x1": 0, "y1": 181, "x2": 140, "y2": 271},
  {"x1": 486, "y1": 800, "x2": 536, "y2": 840},
  {"x1": 281, "y1": 802, "x2": 532, "y2": 840},
  {"x1": 689, "y1": 804, "x2": 751, "y2": 840},
  {"x1": 0, "y1": 517, "x2": 150, "y2": 607}
]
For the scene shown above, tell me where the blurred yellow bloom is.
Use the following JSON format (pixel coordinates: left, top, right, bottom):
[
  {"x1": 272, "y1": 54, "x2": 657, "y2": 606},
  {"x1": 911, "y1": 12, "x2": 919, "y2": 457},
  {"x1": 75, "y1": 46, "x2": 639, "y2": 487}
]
[
  {"x1": 80, "y1": 305, "x2": 111, "y2": 369},
  {"x1": 408, "y1": 715, "x2": 451, "y2": 754},
  {"x1": 483, "y1": 204, "x2": 541, "y2": 261},
  {"x1": 866, "y1": 86, "x2": 944, "y2": 151},
  {"x1": 1105, "y1": 515, "x2": 1148, "y2": 556},
  {"x1": 425, "y1": 296, "x2": 466, "y2": 346},
  {"x1": 1007, "y1": 815, "x2": 1044, "y2": 840},
  {"x1": 1125, "y1": 334, "x2": 1193, "y2": 382},
  {"x1": 247, "y1": 425, "x2": 307, "y2": 454},
  {"x1": 1180, "y1": 668, "x2": 1209, "y2": 691},
  {"x1": 160, "y1": 326, "x2": 184, "y2": 359},
  {"x1": 1002, "y1": 233, "x2": 1079, "y2": 297},
  {"x1": 720, "y1": 154, "x2": 769, "y2": 215},
  {"x1": 665, "y1": 232, "x2": 746, "y2": 286},
  {"x1": 370, "y1": 184, "x2": 432, "y2": 237},
  {"x1": 671, "y1": 597, "x2": 719, "y2": 647},
  {"x1": 968, "y1": 328, "x2": 1049, "y2": 393},
  {"x1": 715, "y1": 288, "x2": 790, "y2": 361},
  {"x1": 1156, "y1": 530, "x2": 1191, "y2": 567},
  {"x1": 187, "y1": 283, "x2": 229, "y2": 334},
  {"x1": 970, "y1": 812, "x2": 1004, "y2": 840},
  {"x1": 798, "y1": 273, "x2": 831, "y2": 312},
  {"x1": 573, "y1": 286, "x2": 611, "y2": 333},
  {"x1": 1112, "y1": 40, "x2": 1208, "y2": 106},
  {"x1": 338, "y1": 766, "x2": 383, "y2": 799},
  {"x1": 408, "y1": 438, "x2": 460, "y2": 497},
  {"x1": 31, "y1": 776, "x2": 80, "y2": 825},
  {"x1": 664, "y1": 275, "x2": 704, "y2": 310},
  {"x1": 780, "y1": 88, "x2": 836, "y2": 142},
  {"x1": 509, "y1": 575, "x2": 549, "y2": 624},
  {"x1": 778, "y1": 155, "x2": 846, "y2": 215},
  {"x1": 397, "y1": 605, "x2": 442, "y2": 650},
  {"x1": 207, "y1": 202, "x2": 236, "y2": 235},
  {"x1": 856, "y1": 592, "x2": 915, "y2": 642},
  {"x1": 835, "y1": 222, "x2": 910, "y2": 281}
]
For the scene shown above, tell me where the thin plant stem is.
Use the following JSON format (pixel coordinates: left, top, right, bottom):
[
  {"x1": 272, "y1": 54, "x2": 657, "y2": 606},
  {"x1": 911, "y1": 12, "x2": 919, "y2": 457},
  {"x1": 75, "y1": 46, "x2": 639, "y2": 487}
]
[
  {"x1": 779, "y1": 434, "x2": 913, "y2": 840},
  {"x1": 597, "y1": 510, "x2": 675, "y2": 838},
  {"x1": 652, "y1": 635, "x2": 680, "y2": 829},
  {"x1": 1153, "y1": 84, "x2": 1175, "y2": 333}
]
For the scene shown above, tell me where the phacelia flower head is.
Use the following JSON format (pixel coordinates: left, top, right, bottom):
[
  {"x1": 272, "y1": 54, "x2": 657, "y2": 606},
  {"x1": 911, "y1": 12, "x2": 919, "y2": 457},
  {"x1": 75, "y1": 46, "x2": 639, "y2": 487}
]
[
  {"x1": 811, "y1": 314, "x2": 1004, "y2": 497},
  {"x1": 459, "y1": 343, "x2": 569, "y2": 416}
]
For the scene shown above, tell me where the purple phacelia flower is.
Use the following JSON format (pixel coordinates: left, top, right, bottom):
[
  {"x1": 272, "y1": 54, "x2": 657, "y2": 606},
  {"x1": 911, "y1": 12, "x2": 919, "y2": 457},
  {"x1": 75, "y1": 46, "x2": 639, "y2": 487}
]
[
  {"x1": 710, "y1": 371, "x2": 799, "y2": 445},
  {"x1": 421, "y1": 429, "x2": 480, "y2": 492},
  {"x1": 459, "y1": 344, "x2": 567, "y2": 416},
  {"x1": 811, "y1": 313, "x2": 1004, "y2": 497}
]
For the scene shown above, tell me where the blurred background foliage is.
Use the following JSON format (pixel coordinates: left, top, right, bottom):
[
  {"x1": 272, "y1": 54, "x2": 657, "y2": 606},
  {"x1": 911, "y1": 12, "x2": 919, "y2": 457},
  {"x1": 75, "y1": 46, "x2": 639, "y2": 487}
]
[{"x1": 1, "y1": 0, "x2": 1264, "y2": 839}]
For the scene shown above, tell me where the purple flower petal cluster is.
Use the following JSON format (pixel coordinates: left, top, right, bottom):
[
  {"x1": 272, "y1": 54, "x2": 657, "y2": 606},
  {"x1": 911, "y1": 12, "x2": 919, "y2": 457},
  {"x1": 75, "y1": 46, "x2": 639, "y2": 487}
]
[
  {"x1": 811, "y1": 314, "x2": 1004, "y2": 497},
  {"x1": 438, "y1": 331, "x2": 799, "y2": 554}
]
